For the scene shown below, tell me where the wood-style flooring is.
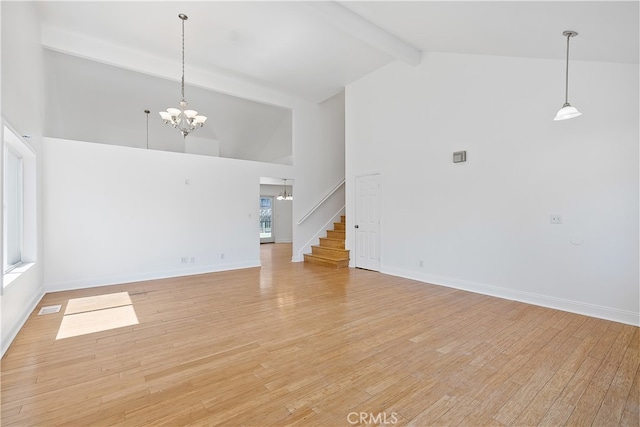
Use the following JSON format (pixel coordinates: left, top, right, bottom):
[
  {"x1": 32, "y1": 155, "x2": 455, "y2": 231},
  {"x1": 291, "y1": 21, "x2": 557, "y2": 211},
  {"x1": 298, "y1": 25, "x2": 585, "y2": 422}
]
[{"x1": 2, "y1": 243, "x2": 638, "y2": 426}]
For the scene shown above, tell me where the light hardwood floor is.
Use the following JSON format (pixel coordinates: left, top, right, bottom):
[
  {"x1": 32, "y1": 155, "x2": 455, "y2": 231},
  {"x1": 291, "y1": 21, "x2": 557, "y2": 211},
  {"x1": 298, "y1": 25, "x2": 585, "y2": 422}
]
[{"x1": 2, "y1": 243, "x2": 638, "y2": 426}]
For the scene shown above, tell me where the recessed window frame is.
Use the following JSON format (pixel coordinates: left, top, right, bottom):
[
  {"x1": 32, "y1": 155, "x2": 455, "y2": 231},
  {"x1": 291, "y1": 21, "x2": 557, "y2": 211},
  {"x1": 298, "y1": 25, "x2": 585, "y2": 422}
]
[
  {"x1": 2, "y1": 124, "x2": 37, "y2": 290},
  {"x1": 4, "y1": 143, "x2": 24, "y2": 273}
]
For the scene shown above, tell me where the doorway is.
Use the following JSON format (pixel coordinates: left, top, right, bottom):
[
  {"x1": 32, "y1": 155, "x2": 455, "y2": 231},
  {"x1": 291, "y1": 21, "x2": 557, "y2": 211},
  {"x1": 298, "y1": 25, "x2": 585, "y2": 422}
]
[
  {"x1": 259, "y1": 177, "x2": 294, "y2": 245},
  {"x1": 354, "y1": 173, "x2": 381, "y2": 271},
  {"x1": 260, "y1": 196, "x2": 275, "y2": 243}
]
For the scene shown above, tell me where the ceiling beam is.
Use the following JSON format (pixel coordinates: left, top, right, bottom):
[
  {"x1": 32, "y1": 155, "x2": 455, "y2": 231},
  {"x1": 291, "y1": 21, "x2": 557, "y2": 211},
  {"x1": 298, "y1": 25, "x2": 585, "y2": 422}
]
[{"x1": 303, "y1": 1, "x2": 422, "y2": 66}]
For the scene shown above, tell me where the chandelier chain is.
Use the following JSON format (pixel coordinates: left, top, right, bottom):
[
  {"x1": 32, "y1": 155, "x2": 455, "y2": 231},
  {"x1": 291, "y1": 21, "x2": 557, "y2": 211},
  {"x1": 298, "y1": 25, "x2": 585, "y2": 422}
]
[{"x1": 159, "y1": 13, "x2": 207, "y2": 138}]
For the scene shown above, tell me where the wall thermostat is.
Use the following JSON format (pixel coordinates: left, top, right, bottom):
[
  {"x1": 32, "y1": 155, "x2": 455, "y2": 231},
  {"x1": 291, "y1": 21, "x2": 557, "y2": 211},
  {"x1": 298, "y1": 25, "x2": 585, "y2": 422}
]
[{"x1": 453, "y1": 151, "x2": 467, "y2": 163}]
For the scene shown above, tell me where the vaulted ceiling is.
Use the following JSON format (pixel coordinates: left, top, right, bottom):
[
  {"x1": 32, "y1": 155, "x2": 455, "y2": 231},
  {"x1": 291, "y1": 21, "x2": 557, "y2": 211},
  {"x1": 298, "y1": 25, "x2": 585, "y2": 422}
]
[
  {"x1": 38, "y1": 1, "x2": 639, "y2": 101},
  {"x1": 33, "y1": 1, "x2": 639, "y2": 160}
]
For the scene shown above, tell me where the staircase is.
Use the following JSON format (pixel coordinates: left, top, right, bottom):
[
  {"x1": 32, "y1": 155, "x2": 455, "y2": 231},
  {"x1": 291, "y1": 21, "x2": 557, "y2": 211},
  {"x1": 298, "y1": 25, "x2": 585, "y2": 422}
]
[{"x1": 303, "y1": 215, "x2": 350, "y2": 268}]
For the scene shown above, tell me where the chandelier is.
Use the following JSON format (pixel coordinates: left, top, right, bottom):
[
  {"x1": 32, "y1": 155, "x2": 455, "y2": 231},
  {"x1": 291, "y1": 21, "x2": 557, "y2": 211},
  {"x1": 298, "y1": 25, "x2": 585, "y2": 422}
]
[
  {"x1": 159, "y1": 14, "x2": 207, "y2": 138},
  {"x1": 276, "y1": 179, "x2": 293, "y2": 201}
]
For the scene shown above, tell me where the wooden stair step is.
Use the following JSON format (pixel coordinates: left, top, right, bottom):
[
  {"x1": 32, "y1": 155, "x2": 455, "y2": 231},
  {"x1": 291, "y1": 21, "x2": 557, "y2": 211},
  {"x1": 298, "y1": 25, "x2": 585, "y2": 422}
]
[
  {"x1": 311, "y1": 245, "x2": 349, "y2": 260},
  {"x1": 303, "y1": 253, "x2": 349, "y2": 268},
  {"x1": 319, "y1": 237, "x2": 344, "y2": 249},
  {"x1": 326, "y1": 230, "x2": 345, "y2": 239},
  {"x1": 304, "y1": 215, "x2": 349, "y2": 269}
]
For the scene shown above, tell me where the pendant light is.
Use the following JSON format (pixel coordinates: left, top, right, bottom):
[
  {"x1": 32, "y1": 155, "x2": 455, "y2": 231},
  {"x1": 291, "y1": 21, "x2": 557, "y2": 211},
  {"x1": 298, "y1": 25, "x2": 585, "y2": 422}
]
[
  {"x1": 144, "y1": 109, "x2": 150, "y2": 149},
  {"x1": 159, "y1": 14, "x2": 207, "y2": 138},
  {"x1": 554, "y1": 30, "x2": 581, "y2": 121},
  {"x1": 276, "y1": 179, "x2": 293, "y2": 201}
]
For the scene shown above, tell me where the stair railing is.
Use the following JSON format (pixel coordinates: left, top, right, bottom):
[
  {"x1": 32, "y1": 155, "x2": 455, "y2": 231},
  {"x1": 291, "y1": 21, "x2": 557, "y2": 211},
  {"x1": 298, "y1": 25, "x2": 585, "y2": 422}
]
[{"x1": 297, "y1": 179, "x2": 345, "y2": 225}]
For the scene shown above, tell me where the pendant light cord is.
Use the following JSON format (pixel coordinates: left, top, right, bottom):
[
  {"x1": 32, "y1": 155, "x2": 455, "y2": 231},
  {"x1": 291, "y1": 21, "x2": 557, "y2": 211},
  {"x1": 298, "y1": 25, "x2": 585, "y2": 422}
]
[
  {"x1": 564, "y1": 33, "x2": 570, "y2": 105},
  {"x1": 145, "y1": 110, "x2": 150, "y2": 149}
]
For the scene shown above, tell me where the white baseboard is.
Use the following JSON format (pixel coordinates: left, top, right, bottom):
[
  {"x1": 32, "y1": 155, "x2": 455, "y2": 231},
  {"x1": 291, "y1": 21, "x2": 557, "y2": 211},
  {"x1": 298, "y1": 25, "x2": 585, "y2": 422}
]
[
  {"x1": 382, "y1": 266, "x2": 640, "y2": 327},
  {"x1": 44, "y1": 261, "x2": 261, "y2": 293}
]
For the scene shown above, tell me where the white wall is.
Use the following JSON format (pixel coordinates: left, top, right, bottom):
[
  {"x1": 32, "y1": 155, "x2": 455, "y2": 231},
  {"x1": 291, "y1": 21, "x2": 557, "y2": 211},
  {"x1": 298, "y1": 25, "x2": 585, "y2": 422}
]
[
  {"x1": 258, "y1": 113, "x2": 293, "y2": 165},
  {"x1": 44, "y1": 138, "x2": 294, "y2": 291},
  {"x1": 1, "y1": 1, "x2": 46, "y2": 355},
  {"x1": 293, "y1": 91, "x2": 346, "y2": 260},
  {"x1": 184, "y1": 135, "x2": 220, "y2": 157},
  {"x1": 39, "y1": 26, "x2": 345, "y2": 270},
  {"x1": 346, "y1": 52, "x2": 639, "y2": 325}
]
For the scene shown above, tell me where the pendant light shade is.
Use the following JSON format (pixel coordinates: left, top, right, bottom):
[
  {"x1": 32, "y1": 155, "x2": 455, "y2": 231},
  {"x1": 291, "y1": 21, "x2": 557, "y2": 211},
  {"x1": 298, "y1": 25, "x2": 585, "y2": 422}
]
[
  {"x1": 554, "y1": 104, "x2": 582, "y2": 121},
  {"x1": 554, "y1": 30, "x2": 581, "y2": 121},
  {"x1": 160, "y1": 14, "x2": 207, "y2": 138}
]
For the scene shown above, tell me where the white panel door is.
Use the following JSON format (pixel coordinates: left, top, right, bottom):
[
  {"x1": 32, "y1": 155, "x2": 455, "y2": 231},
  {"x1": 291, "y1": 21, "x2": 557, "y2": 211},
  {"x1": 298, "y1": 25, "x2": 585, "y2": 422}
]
[{"x1": 355, "y1": 173, "x2": 381, "y2": 271}]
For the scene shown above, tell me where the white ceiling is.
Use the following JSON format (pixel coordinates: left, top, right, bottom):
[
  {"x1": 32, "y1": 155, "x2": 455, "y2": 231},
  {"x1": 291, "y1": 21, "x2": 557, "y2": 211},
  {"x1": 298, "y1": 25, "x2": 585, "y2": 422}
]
[
  {"x1": 37, "y1": 1, "x2": 639, "y2": 103},
  {"x1": 32, "y1": 1, "x2": 639, "y2": 159},
  {"x1": 343, "y1": 1, "x2": 639, "y2": 65}
]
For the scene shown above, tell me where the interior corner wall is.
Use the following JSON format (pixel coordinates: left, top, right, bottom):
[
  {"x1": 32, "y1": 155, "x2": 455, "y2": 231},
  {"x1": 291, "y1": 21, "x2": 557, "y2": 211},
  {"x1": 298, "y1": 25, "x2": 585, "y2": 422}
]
[
  {"x1": 1, "y1": 1, "x2": 46, "y2": 355},
  {"x1": 346, "y1": 52, "x2": 639, "y2": 326},
  {"x1": 292, "y1": 91, "x2": 345, "y2": 261},
  {"x1": 43, "y1": 138, "x2": 294, "y2": 291},
  {"x1": 257, "y1": 113, "x2": 293, "y2": 165}
]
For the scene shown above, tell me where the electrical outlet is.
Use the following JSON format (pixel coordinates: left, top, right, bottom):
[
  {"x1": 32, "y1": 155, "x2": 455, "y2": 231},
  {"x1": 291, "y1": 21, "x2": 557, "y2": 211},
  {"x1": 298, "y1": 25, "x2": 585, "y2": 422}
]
[
  {"x1": 190, "y1": 257, "x2": 195, "y2": 263},
  {"x1": 419, "y1": 260, "x2": 424, "y2": 267},
  {"x1": 221, "y1": 253, "x2": 225, "y2": 260},
  {"x1": 550, "y1": 215, "x2": 563, "y2": 224},
  {"x1": 181, "y1": 257, "x2": 189, "y2": 264}
]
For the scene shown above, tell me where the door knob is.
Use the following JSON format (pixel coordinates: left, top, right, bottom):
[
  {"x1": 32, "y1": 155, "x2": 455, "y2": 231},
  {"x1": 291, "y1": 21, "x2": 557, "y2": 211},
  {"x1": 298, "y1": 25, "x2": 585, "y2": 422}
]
[{"x1": 354, "y1": 225, "x2": 359, "y2": 228}]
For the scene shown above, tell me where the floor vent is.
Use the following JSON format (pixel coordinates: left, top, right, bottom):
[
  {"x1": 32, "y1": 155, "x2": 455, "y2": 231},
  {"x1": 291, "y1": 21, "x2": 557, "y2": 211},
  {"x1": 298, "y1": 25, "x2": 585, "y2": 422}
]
[{"x1": 38, "y1": 305, "x2": 62, "y2": 315}]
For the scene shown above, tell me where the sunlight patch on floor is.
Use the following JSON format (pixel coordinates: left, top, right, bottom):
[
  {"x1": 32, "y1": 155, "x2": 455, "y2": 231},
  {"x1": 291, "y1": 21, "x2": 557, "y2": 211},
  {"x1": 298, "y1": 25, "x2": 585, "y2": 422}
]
[
  {"x1": 64, "y1": 291, "x2": 132, "y2": 314},
  {"x1": 56, "y1": 292, "x2": 138, "y2": 340}
]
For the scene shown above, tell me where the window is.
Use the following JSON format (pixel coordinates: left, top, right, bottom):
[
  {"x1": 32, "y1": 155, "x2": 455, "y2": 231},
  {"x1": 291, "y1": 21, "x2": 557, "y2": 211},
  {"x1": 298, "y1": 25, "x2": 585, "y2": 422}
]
[
  {"x1": 260, "y1": 196, "x2": 274, "y2": 243},
  {"x1": 4, "y1": 145, "x2": 23, "y2": 272},
  {"x1": 2, "y1": 125, "x2": 36, "y2": 282}
]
